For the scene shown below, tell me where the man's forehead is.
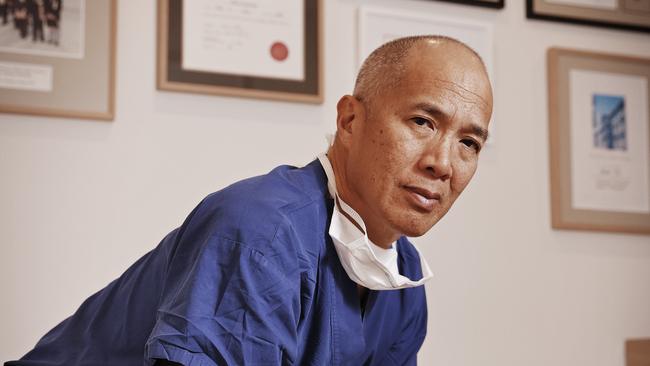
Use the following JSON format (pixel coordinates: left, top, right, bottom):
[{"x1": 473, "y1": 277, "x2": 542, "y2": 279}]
[
  {"x1": 394, "y1": 72, "x2": 492, "y2": 111},
  {"x1": 399, "y1": 44, "x2": 493, "y2": 112},
  {"x1": 407, "y1": 40, "x2": 483, "y2": 67}
]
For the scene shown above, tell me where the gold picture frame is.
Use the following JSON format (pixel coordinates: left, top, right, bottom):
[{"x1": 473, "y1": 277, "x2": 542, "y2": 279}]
[
  {"x1": 0, "y1": 0, "x2": 116, "y2": 121},
  {"x1": 548, "y1": 48, "x2": 650, "y2": 234},
  {"x1": 157, "y1": 0, "x2": 323, "y2": 104}
]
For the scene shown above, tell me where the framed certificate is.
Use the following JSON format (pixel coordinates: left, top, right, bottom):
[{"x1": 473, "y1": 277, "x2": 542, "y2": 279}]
[
  {"x1": 0, "y1": 0, "x2": 116, "y2": 120},
  {"x1": 527, "y1": 0, "x2": 650, "y2": 33},
  {"x1": 431, "y1": 0, "x2": 504, "y2": 8},
  {"x1": 157, "y1": 0, "x2": 323, "y2": 104},
  {"x1": 548, "y1": 48, "x2": 650, "y2": 234}
]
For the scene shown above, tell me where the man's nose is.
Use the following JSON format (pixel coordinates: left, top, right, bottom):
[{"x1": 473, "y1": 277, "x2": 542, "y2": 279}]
[{"x1": 419, "y1": 138, "x2": 452, "y2": 181}]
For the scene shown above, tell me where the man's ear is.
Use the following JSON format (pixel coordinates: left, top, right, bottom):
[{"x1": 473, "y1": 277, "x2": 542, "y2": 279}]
[{"x1": 335, "y1": 95, "x2": 365, "y2": 147}]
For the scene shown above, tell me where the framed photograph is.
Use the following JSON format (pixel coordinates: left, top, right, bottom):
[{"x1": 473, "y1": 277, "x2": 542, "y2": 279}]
[
  {"x1": 431, "y1": 0, "x2": 504, "y2": 9},
  {"x1": 0, "y1": 0, "x2": 116, "y2": 120},
  {"x1": 527, "y1": 0, "x2": 650, "y2": 33},
  {"x1": 548, "y1": 48, "x2": 650, "y2": 234},
  {"x1": 157, "y1": 0, "x2": 323, "y2": 104}
]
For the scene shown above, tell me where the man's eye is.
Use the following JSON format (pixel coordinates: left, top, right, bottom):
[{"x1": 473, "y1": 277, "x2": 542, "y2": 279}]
[
  {"x1": 461, "y1": 138, "x2": 481, "y2": 153},
  {"x1": 412, "y1": 117, "x2": 432, "y2": 128}
]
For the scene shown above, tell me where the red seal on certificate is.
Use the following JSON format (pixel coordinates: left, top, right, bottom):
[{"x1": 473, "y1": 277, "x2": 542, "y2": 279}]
[{"x1": 270, "y1": 42, "x2": 289, "y2": 62}]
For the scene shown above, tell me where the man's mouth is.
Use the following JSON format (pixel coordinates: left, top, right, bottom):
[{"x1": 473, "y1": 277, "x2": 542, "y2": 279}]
[{"x1": 403, "y1": 186, "x2": 441, "y2": 212}]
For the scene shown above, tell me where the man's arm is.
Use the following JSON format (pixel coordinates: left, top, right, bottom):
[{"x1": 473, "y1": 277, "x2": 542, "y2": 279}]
[{"x1": 144, "y1": 234, "x2": 300, "y2": 365}]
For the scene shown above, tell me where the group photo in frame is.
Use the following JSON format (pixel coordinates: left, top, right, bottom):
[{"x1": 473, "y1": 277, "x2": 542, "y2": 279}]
[
  {"x1": 0, "y1": 0, "x2": 116, "y2": 120},
  {"x1": 527, "y1": 0, "x2": 650, "y2": 33},
  {"x1": 157, "y1": 0, "x2": 323, "y2": 104},
  {"x1": 547, "y1": 48, "x2": 650, "y2": 234}
]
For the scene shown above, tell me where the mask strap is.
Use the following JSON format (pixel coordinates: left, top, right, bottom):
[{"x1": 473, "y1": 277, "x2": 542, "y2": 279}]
[
  {"x1": 317, "y1": 154, "x2": 368, "y2": 234},
  {"x1": 334, "y1": 196, "x2": 366, "y2": 235},
  {"x1": 317, "y1": 154, "x2": 337, "y2": 198}
]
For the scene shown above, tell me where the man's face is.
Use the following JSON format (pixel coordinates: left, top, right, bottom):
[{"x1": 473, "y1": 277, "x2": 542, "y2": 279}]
[{"x1": 342, "y1": 42, "x2": 493, "y2": 244}]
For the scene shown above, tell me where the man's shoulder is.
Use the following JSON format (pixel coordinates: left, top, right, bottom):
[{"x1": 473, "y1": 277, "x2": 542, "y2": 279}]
[
  {"x1": 177, "y1": 160, "x2": 330, "y2": 261},
  {"x1": 206, "y1": 160, "x2": 326, "y2": 223}
]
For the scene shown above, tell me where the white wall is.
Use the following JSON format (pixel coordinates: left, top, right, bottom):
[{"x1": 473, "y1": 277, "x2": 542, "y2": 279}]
[{"x1": 1, "y1": 1, "x2": 649, "y2": 365}]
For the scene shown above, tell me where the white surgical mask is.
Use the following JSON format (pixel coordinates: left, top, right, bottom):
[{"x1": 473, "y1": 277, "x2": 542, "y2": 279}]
[{"x1": 317, "y1": 154, "x2": 433, "y2": 290}]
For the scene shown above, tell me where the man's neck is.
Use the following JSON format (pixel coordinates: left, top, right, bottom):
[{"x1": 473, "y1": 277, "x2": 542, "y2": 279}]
[{"x1": 325, "y1": 146, "x2": 398, "y2": 248}]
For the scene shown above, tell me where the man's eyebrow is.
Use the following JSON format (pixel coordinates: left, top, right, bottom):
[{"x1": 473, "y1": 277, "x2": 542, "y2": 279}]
[
  {"x1": 413, "y1": 103, "x2": 447, "y2": 119},
  {"x1": 413, "y1": 103, "x2": 489, "y2": 142},
  {"x1": 468, "y1": 124, "x2": 489, "y2": 142}
]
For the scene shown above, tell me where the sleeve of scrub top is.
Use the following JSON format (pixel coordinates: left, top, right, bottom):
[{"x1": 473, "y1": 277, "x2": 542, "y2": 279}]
[
  {"x1": 382, "y1": 288, "x2": 428, "y2": 365},
  {"x1": 144, "y1": 234, "x2": 299, "y2": 366}
]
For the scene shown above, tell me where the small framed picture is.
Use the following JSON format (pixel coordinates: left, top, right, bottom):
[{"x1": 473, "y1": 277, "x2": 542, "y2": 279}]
[
  {"x1": 548, "y1": 48, "x2": 650, "y2": 234},
  {"x1": 0, "y1": 0, "x2": 116, "y2": 120},
  {"x1": 431, "y1": 0, "x2": 504, "y2": 8},
  {"x1": 626, "y1": 339, "x2": 650, "y2": 366},
  {"x1": 157, "y1": 0, "x2": 323, "y2": 104},
  {"x1": 527, "y1": 0, "x2": 650, "y2": 33}
]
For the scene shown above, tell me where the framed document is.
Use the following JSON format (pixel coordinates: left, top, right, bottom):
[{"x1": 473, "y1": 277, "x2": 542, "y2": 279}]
[
  {"x1": 0, "y1": 0, "x2": 116, "y2": 120},
  {"x1": 157, "y1": 0, "x2": 322, "y2": 104},
  {"x1": 527, "y1": 0, "x2": 650, "y2": 33},
  {"x1": 548, "y1": 48, "x2": 650, "y2": 234},
  {"x1": 431, "y1": 0, "x2": 504, "y2": 8}
]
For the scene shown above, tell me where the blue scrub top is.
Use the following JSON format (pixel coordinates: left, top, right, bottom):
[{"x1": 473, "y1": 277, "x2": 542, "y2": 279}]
[{"x1": 6, "y1": 160, "x2": 427, "y2": 366}]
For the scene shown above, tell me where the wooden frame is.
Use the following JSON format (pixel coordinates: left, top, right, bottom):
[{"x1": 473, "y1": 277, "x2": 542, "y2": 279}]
[
  {"x1": 432, "y1": 0, "x2": 504, "y2": 9},
  {"x1": 548, "y1": 48, "x2": 650, "y2": 234},
  {"x1": 157, "y1": 0, "x2": 323, "y2": 104},
  {"x1": 527, "y1": 0, "x2": 650, "y2": 33},
  {"x1": 626, "y1": 339, "x2": 650, "y2": 366},
  {"x1": 0, "y1": 0, "x2": 116, "y2": 120}
]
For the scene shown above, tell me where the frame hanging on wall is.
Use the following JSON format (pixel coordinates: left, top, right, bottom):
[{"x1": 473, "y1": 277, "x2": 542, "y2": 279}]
[
  {"x1": 527, "y1": 0, "x2": 650, "y2": 33},
  {"x1": 157, "y1": 0, "x2": 323, "y2": 104},
  {"x1": 626, "y1": 339, "x2": 650, "y2": 366},
  {"x1": 548, "y1": 47, "x2": 650, "y2": 235},
  {"x1": 431, "y1": 0, "x2": 504, "y2": 9},
  {"x1": 0, "y1": 0, "x2": 116, "y2": 120}
]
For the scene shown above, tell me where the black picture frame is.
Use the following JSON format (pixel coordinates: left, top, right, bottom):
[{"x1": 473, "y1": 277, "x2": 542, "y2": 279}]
[
  {"x1": 157, "y1": 0, "x2": 323, "y2": 104},
  {"x1": 527, "y1": 0, "x2": 650, "y2": 34},
  {"x1": 430, "y1": 0, "x2": 504, "y2": 9}
]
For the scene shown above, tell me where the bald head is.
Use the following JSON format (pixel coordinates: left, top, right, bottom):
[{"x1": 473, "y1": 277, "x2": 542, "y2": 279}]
[{"x1": 353, "y1": 35, "x2": 490, "y2": 108}]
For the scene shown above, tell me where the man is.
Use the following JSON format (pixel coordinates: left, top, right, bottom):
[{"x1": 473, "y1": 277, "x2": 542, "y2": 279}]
[
  {"x1": 5, "y1": 35, "x2": 492, "y2": 366},
  {"x1": 12, "y1": 0, "x2": 27, "y2": 39},
  {"x1": 44, "y1": 0, "x2": 61, "y2": 45},
  {"x1": 29, "y1": 0, "x2": 45, "y2": 43},
  {"x1": 0, "y1": 0, "x2": 8, "y2": 25}
]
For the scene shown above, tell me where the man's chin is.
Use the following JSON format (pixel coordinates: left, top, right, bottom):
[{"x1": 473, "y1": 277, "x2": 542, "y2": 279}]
[
  {"x1": 397, "y1": 218, "x2": 439, "y2": 238},
  {"x1": 401, "y1": 226, "x2": 432, "y2": 238}
]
